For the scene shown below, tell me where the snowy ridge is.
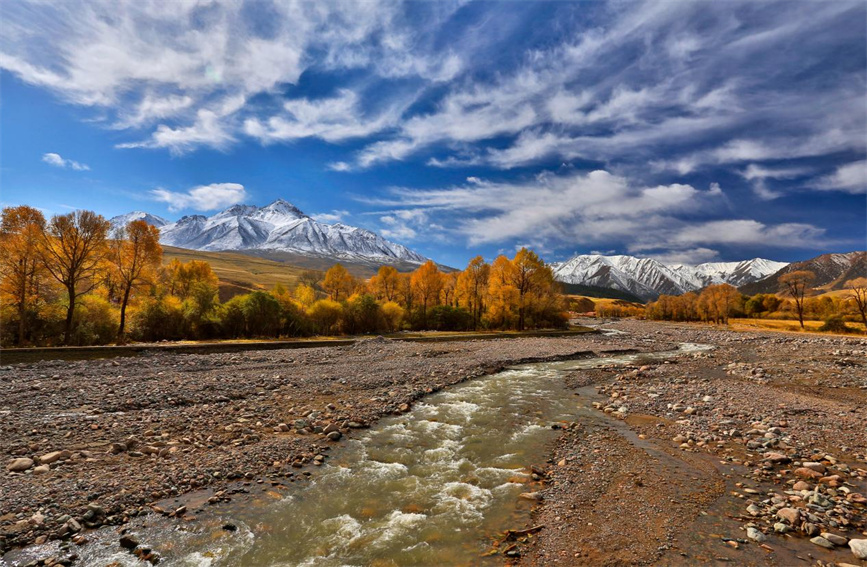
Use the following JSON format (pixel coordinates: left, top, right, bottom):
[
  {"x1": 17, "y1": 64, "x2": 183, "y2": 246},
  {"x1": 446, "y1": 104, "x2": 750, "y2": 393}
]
[
  {"x1": 109, "y1": 211, "x2": 168, "y2": 230},
  {"x1": 109, "y1": 199, "x2": 428, "y2": 266},
  {"x1": 553, "y1": 254, "x2": 788, "y2": 300}
]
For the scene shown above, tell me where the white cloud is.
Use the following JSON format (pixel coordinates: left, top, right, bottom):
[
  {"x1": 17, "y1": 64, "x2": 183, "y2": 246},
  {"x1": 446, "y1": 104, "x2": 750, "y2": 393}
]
[
  {"x1": 41, "y1": 152, "x2": 90, "y2": 171},
  {"x1": 150, "y1": 182, "x2": 247, "y2": 212},
  {"x1": 312, "y1": 210, "x2": 349, "y2": 223},
  {"x1": 814, "y1": 160, "x2": 867, "y2": 194}
]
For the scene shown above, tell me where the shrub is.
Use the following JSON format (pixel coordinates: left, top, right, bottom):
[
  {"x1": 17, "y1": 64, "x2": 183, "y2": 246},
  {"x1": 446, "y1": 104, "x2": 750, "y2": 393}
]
[
  {"x1": 242, "y1": 291, "x2": 282, "y2": 337},
  {"x1": 307, "y1": 299, "x2": 343, "y2": 335},
  {"x1": 819, "y1": 315, "x2": 852, "y2": 333},
  {"x1": 381, "y1": 301, "x2": 404, "y2": 332},
  {"x1": 428, "y1": 305, "x2": 474, "y2": 331},
  {"x1": 132, "y1": 295, "x2": 185, "y2": 342},
  {"x1": 343, "y1": 294, "x2": 383, "y2": 334}
]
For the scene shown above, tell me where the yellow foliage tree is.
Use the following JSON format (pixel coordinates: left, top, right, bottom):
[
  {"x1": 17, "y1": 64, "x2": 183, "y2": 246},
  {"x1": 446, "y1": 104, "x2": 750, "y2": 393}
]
[
  {"x1": 323, "y1": 263, "x2": 356, "y2": 301},
  {"x1": 369, "y1": 265, "x2": 400, "y2": 302},
  {"x1": 410, "y1": 260, "x2": 444, "y2": 328},
  {"x1": 0, "y1": 206, "x2": 47, "y2": 345},
  {"x1": 779, "y1": 270, "x2": 816, "y2": 329},
  {"x1": 109, "y1": 220, "x2": 163, "y2": 341},
  {"x1": 39, "y1": 210, "x2": 111, "y2": 345},
  {"x1": 456, "y1": 256, "x2": 490, "y2": 330}
]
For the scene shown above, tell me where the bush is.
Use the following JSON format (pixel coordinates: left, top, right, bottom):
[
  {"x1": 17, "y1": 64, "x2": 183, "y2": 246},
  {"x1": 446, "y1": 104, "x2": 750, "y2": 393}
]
[
  {"x1": 68, "y1": 295, "x2": 118, "y2": 345},
  {"x1": 819, "y1": 315, "x2": 852, "y2": 333},
  {"x1": 131, "y1": 296, "x2": 185, "y2": 342},
  {"x1": 242, "y1": 291, "x2": 282, "y2": 337},
  {"x1": 307, "y1": 299, "x2": 343, "y2": 335},
  {"x1": 343, "y1": 294, "x2": 383, "y2": 334},
  {"x1": 428, "y1": 305, "x2": 474, "y2": 331},
  {"x1": 381, "y1": 301, "x2": 404, "y2": 332}
]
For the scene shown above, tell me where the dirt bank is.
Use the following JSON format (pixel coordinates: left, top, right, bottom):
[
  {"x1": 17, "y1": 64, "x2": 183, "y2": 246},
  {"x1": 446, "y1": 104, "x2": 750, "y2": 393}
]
[{"x1": 517, "y1": 320, "x2": 867, "y2": 567}]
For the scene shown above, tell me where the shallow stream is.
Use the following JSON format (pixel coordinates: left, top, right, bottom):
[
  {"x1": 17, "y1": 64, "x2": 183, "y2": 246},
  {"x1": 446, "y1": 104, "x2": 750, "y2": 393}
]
[{"x1": 4, "y1": 342, "x2": 712, "y2": 567}]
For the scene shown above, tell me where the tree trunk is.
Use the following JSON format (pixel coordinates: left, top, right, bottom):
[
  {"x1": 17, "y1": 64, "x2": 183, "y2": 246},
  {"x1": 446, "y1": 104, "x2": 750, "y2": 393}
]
[
  {"x1": 63, "y1": 287, "x2": 75, "y2": 345},
  {"x1": 118, "y1": 285, "x2": 132, "y2": 343},
  {"x1": 797, "y1": 302, "x2": 805, "y2": 329}
]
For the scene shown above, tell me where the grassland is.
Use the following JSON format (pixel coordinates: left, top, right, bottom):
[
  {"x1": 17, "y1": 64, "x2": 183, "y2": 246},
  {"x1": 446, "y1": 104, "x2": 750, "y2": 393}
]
[
  {"x1": 162, "y1": 246, "x2": 308, "y2": 300},
  {"x1": 728, "y1": 317, "x2": 866, "y2": 335}
]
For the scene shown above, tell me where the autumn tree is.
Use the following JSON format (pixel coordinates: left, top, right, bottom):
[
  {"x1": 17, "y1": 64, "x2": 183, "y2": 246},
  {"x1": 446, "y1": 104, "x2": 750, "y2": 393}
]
[
  {"x1": 509, "y1": 248, "x2": 551, "y2": 330},
  {"x1": 369, "y1": 265, "x2": 400, "y2": 301},
  {"x1": 0, "y1": 206, "x2": 47, "y2": 345},
  {"x1": 323, "y1": 264, "x2": 355, "y2": 301},
  {"x1": 456, "y1": 256, "x2": 490, "y2": 330},
  {"x1": 109, "y1": 220, "x2": 163, "y2": 341},
  {"x1": 166, "y1": 259, "x2": 218, "y2": 300},
  {"x1": 441, "y1": 272, "x2": 459, "y2": 307},
  {"x1": 846, "y1": 277, "x2": 867, "y2": 330},
  {"x1": 697, "y1": 283, "x2": 741, "y2": 324},
  {"x1": 410, "y1": 260, "x2": 444, "y2": 328},
  {"x1": 39, "y1": 210, "x2": 110, "y2": 344},
  {"x1": 779, "y1": 270, "x2": 816, "y2": 329},
  {"x1": 486, "y1": 255, "x2": 518, "y2": 329}
]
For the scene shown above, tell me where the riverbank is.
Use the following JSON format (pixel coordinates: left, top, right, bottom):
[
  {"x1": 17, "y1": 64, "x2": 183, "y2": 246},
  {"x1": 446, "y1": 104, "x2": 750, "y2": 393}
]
[
  {"x1": 0, "y1": 332, "x2": 636, "y2": 556},
  {"x1": 518, "y1": 319, "x2": 867, "y2": 566}
]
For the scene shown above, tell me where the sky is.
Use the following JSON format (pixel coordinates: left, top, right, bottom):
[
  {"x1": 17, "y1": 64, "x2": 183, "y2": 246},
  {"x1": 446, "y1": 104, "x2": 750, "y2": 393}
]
[{"x1": 1, "y1": 0, "x2": 865, "y2": 268}]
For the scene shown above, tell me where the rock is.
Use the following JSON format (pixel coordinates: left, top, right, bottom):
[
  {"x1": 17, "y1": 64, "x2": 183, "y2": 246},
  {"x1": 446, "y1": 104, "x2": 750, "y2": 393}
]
[
  {"x1": 794, "y1": 467, "x2": 823, "y2": 480},
  {"x1": 119, "y1": 534, "x2": 139, "y2": 550},
  {"x1": 746, "y1": 503, "x2": 762, "y2": 516},
  {"x1": 810, "y1": 536, "x2": 835, "y2": 549},
  {"x1": 801, "y1": 461, "x2": 826, "y2": 474},
  {"x1": 39, "y1": 450, "x2": 71, "y2": 465},
  {"x1": 776, "y1": 508, "x2": 800, "y2": 524},
  {"x1": 763, "y1": 452, "x2": 791, "y2": 464},
  {"x1": 792, "y1": 480, "x2": 810, "y2": 491},
  {"x1": 773, "y1": 523, "x2": 789, "y2": 533},
  {"x1": 519, "y1": 492, "x2": 542, "y2": 501},
  {"x1": 821, "y1": 532, "x2": 848, "y2": 546},
  {"x1": 33, "y1": 464, "x2": 50, "y2": 474},
  {"x1": 323, "y1": 422, "x2": 341, "y2": 434},
  {"x1": 326, "y1": 431, "x2": 342, "y2": 441},
  {"x1": 7, "y1": 458, "x2": 34, "y2": 472},
  {"x1": 747, "y1": 527, "x2": 766, "y2": 542},
  {"x1": 110, "y1": 443, "x2": 127, "y2": 454},
  {"x1": 849, "y1": 539, "x2": 867, "y2": 560}
]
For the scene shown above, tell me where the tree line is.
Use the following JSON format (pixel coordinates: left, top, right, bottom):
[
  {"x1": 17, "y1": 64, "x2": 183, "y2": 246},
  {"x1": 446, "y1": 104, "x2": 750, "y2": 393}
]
[
  {"x1": 645, "y1": 272, "x2": 867, "y2": 333},
  {"x1": 0, "y1": 206, "x2": 567, "y2": 347}
]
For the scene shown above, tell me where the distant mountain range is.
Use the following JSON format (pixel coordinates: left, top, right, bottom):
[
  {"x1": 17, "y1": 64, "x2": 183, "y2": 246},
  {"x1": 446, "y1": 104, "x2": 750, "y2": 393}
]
[
  {"x1": 739, "y1": 251, "x2": 866, "y2": 295},
  {"x1": 110, "y1": 200, "x2": 428, "y2": 267},
  {"x1": 551, "y1": 254, "x2": 788, "y2": 300}
]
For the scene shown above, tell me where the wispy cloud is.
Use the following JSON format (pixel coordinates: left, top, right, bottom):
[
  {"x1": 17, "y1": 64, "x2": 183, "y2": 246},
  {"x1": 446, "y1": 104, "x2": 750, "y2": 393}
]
[
  {"x1": 150, "y1": 182, "x2": 247, "y2": 212},
  {"x1": 813, "y1": 160, "x2": 867, "y2": 194},
  {"x1": 41, "y1": 152, "x2": 90, "y2": 171}
]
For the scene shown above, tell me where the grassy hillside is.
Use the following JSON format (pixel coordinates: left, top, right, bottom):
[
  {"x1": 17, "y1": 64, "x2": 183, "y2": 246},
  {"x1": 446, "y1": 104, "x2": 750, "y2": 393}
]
[{"x1": 162, "y1": 246, "x2": 309, "y2": 300}]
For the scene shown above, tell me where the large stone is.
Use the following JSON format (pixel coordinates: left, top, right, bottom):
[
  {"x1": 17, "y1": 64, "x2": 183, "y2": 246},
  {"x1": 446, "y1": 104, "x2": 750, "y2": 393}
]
[
  {"x1": 810, "y1": 536, "x2": 835, "y2": 549},
  {"x1": 119, "y1": 534, "x2": 139, "y2": 550},
  {"x1": 821, "y1": 533, "x2": 848, "y2": 546},
  {"x1": 801, "y1": 461, "x2": 826, "y2": 474},
  {"x1": 794, "y1": 467, "x2": 823, "y2": 480},
  {"x1": 776, "y1": 507, "x2": 800, "y2": 524},
  {"x1": 39, "y1": 450, "x2": 71, "y2": 465},
  {"x1": 747, "y1": 527, "x2": 766, "y2": 542},
  {"x1": 763, "y1": 452, "x2": 791, "y2": 464},
  {"x1": 849, "y1": 539, "x2": 867, "y2": 560},
  {"x1": 7, "y1": 458, "x2": 34, "y2": 472}
]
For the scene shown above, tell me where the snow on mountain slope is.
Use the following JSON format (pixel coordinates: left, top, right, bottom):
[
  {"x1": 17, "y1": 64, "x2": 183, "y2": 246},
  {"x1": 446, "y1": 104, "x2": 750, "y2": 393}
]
[
  {"x1": 553, "y1": 254, "x2": 787, "y2": 300},
  {"x1": 115, "y1": 199, "x2": 428, "y2": 266},
  {"x1": 109, "y1": 211, "x2": 168, "y2": 230}
]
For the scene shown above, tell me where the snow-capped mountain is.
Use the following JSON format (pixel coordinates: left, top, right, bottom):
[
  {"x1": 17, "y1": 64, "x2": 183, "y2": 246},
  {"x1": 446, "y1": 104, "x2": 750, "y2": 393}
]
[
  {"x1": 109, "y1": 200, "x2": 428, "y2": 266},
  {"x1": 552, "y1": 254, "x2": 787, "y2": 300},
  {"x1": 740, "y1": 251, "x2": 866, "y2": 295},
  {"x1": 109, "y1": 211, "x2": 168, "y2": 230}
]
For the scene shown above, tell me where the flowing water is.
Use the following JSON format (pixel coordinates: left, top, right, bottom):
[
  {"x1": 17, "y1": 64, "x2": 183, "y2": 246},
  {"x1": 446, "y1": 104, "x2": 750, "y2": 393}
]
[{"x1": 3, "y1": 342, "x2": 712, "y2": 567}]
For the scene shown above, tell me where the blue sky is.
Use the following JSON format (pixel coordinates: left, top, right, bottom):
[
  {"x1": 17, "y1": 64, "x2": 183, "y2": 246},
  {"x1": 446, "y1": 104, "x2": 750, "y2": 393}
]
[{"x1": 1, "y1": 0, "x2": 865, "y2": 268}]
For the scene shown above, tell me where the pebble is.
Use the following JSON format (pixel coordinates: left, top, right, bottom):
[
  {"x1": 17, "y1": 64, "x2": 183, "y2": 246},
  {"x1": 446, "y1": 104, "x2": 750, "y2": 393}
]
[
  {"x1": 849, "y1": 539, "x2": 867, "y2": 560},
  {"x1": 746, "y1": 527, "x2": 766, "y2": 542},
  {"x1": 810, "y1": 536, "x2": 835, "y2": 549},
  {"x1": 7, "y1": 458, "x2": 34, "y2": 472}
]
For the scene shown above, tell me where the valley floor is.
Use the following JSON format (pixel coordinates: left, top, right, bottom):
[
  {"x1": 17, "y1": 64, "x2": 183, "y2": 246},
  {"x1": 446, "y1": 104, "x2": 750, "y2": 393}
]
[{"x1": 1, "y1": 320, "x2": 866, "y2": 566}]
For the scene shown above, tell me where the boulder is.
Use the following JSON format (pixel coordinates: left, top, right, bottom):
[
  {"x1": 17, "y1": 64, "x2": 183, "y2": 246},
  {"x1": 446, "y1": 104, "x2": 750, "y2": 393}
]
[
  {"x1": 7, "y1": 458, "x2": 34, "y2": 472},
  {"x1": 849, "y1": 539, "x2": 867, "y2": 560}
]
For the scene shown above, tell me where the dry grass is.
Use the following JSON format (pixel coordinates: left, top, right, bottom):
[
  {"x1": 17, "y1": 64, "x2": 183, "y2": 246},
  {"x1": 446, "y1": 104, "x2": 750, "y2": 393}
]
[
  {"x1": 163, "y1": 246, "x2": 308, "y2": 299},
  {"x1": 728, "y1": 317, "x2": 867, "y2": 336}
]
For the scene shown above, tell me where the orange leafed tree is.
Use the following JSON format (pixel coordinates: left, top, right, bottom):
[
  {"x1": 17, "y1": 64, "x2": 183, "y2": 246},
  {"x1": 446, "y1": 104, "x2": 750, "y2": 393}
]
[
  {"x1": 456, "y1": 256, "x2": 490, "y2": 330},
  {"x1": 486, "y1": 255, "x2": 518, "y2": 329},
  {"x1": 0, "y1": 206, "x2": 47, "y2": 345},
  {"x1": 109, "y1": 220, "x2": 163, "y2": 341},
  {"x1": 369, "y1": 265, "x2": 400, "y2": 302},
  {"x1": 39, "y1": 210, "x2": 110, "y2": 345},
  {"x1": 410, "y1": 260, "x2": 444, "y2": 328},
  {"x1": 323, "y1": 263, "x2": 356, "y2": 301}
]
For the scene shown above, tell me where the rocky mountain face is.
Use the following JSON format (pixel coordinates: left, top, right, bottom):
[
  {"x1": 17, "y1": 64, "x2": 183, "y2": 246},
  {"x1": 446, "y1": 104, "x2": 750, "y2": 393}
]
[
  {"x1": 552, "y1": 254, "x2": 788, "y2": 300},
  {"x1": 739, "y1": 251, "x2": 866, "y2": 295},
  {"x1": 108, "y1": 211, "x2": 168, "y2": 230},
  {"x1": 109, "y1": 200, "x2": 428, "y2": 266}
]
